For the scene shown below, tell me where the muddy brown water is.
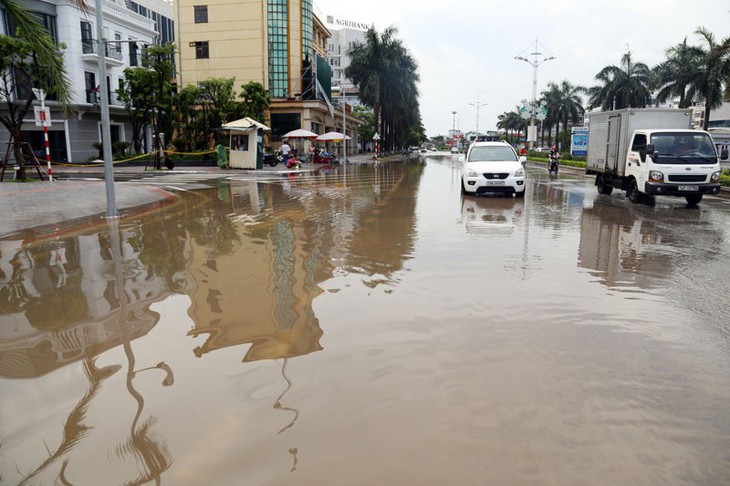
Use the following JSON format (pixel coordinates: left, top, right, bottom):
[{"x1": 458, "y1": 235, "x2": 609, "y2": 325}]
[{"x1": 2, "y1": 157, "x2": 730, "y2": 484}]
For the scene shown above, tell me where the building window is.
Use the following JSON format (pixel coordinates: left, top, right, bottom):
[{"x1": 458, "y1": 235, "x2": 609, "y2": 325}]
[
  {"x1": 195, "y1": 41, "x2": 209, "y2": 59},
  {"x1": 194, "y1": 5, "x2": 208, "y2": 23},
  {"x1": 129, "y1": 38, "x2": 139, "y2": 66},
  {"x1": 85, "y1": 71, "x2": 97, "y2": 103},
  {"x1": 267, "y1": 0, "x2": 288, "y2": 98},
  {"x1": 114, "y1": 32, "x2": 122, "y2": 53},
  {"x1": 81, "y1": 21, "x2": 93, "y2": 54}
]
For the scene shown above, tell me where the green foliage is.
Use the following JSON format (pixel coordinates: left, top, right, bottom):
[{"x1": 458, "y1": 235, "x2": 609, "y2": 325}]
[
  {"x1": 239, "y1": 81, "x2": 269, "y2": 120},
  {"x1": 346, "y1": 26, "x2": 422, "y2": 150}
]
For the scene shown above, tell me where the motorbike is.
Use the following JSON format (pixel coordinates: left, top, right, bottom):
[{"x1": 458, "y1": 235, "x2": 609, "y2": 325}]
[
  {"x1": 312, "y1": 150, "x2": 337, "y2": 164},
  {"x1": 548, "y1": 154, "x2": 560, "y2": 176},
  {"x1": 263, "y1": 152, "x2": 283, "y2": 167}
]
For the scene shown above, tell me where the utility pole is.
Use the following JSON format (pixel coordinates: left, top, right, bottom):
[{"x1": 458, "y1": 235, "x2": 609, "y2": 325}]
[{"x1": 515, "y1": 38, "x2": 555, "y2": 150}]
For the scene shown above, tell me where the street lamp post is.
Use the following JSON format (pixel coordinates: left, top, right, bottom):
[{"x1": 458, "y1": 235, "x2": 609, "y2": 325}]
[
  {"x1": 469, "y1": 98, "x2": 486, "y2": 139},
  {"x1": 452, "y1": 110, "x2": 457, "y2": 133},
  {"x1": 342, "y1": 92, "x2": 347, "y2": 166},
  {"x1": 515, "y1": 38, "x2": 556, "y2": 150},
  {"x1": 95, "y1": 0, "x2": 117, "y2": 218}
]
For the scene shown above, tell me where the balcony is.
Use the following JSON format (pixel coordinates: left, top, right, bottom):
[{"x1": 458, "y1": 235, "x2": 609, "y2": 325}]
[
  {"x1": 85, "y1": 89, "x2": 124, "y2": 107},
  {"x1": 80, "y1": 39, "x2": 125, "y2": 67}
]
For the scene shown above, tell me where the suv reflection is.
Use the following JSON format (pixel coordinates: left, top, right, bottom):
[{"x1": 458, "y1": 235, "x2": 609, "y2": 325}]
[{"x1": 460, "y1": 193, "x2": 525, "y2": 236}]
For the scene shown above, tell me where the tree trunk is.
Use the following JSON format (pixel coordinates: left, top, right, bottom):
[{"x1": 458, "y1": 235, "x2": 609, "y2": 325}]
[
  {"x1": 12, "y1": 129, "x2": 27, "y2": 180},
  {"x1": 703, "y1": 100, "x2": 710, "y2": 130}
]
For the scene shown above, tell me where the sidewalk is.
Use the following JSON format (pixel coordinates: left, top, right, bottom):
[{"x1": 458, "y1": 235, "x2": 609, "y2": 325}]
[{"x1": 0, "y1": 153, "x2": 387, "y2": 237}]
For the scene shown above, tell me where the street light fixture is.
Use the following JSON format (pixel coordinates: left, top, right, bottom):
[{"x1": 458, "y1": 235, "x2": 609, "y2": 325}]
[
  {"x1": 469, "y1": 98, "x2": 486, "y2": 139},
  {"x1": 515, "y1": 38, "x2": 556, "y2": 149}
]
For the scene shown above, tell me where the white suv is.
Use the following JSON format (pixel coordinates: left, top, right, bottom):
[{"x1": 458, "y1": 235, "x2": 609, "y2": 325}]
[{"x1": 461, "y1": 141, "x2": 526, "y2": 197}]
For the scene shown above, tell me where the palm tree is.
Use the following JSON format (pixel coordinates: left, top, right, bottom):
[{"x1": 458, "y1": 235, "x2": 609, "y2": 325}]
[
  {"x1": 1, "y1": 0, "x2": 75, "y2": 105},
  {"x1": 497, "y1": 109, "x2": 527, "y2": 145},
  {"x1": 653, "y1": 38, "x2": 703, "y2": 109},
  {"x1": 553, "y1": 80, "x2": 586, "y2": 149},
  {"x1": 686, "y1": 28, "x2": 730, "y2": 130},
  {"x1": 588, "y1": 51, "x2": 653, "y2": 111},
  {"x1": 346, "y1": 26, "x2": 422, "y2": 151}
]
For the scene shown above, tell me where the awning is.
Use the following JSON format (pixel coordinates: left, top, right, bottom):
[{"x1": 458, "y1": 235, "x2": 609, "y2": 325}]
[{"x1": 221, "y1": 117, "x2": 271, "y2": 132}]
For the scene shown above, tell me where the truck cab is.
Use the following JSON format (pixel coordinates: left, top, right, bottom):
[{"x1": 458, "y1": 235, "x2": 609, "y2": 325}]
[{"x1": 624, "y1": 129, "x2": 722, "y2": 205}]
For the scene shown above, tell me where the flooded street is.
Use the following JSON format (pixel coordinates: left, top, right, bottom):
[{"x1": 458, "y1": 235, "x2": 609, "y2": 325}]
[{"x1": 2, "y1": 155, "x2": 730, "y2": 484}]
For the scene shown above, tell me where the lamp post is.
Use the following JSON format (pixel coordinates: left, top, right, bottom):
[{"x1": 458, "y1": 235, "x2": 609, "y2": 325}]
[
  {"x1": 469, "y1": 98, "x2": 486, "y2": 139},
  {"x1": 95, "y1": 0, "x2": 117, "y2": 218},
  {"x1": 515, "y1": 38, "x2": 556, "y2": 150},
  {"x1": 452, "y1": 110, "x2": 457, "y2": 132}
]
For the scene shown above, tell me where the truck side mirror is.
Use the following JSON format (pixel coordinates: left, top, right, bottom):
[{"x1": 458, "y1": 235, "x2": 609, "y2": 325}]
[
  {"x1": 645, "y1": 144, "x2": 656, "y2": 161},
  {"x1": 722, "y1": 148, "x2": 729, "y2": 161}
]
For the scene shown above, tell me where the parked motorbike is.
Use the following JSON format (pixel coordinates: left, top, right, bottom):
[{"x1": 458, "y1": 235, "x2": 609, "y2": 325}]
[
  {"x1": 312, "y1": 150, "x2": 337, "y2": 164},
  {"x1": 263, "y1": 152, "x2": 283, "y2": 167}
]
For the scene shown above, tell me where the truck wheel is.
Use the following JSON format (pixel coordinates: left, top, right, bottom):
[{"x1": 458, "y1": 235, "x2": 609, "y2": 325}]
[
  {"x1": 596, "y1": 174, "x2": 614, "y2": 195},
  {"x1": 627, "y1": 179, "x2": 643, "y2": 204},
  {"x1": 685, "y1": 194, "x2": 703, "y2": 206}
]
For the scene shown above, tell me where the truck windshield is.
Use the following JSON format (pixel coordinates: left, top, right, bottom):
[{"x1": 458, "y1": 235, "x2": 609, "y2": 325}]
[{"x1": 650, "y1": 132, "x2": 717, "y2": 163}]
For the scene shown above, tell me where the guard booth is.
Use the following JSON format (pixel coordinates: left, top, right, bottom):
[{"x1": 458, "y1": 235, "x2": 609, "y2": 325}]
[{"x1": 221, "y1": 117, "x2": 270, "y2": 169}]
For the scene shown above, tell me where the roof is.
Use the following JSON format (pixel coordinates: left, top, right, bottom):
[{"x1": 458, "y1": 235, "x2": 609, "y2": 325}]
[{"x1": 221, "y1": 117, "x2": 270, "y2": 131}]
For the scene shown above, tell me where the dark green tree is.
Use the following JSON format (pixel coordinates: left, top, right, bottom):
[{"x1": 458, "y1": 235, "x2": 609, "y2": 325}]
[{"x1": 588, "y1": 51, "x2": 653, "y2": 110}]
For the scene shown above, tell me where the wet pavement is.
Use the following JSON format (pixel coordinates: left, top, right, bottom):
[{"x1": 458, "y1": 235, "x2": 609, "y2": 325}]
[{"x1": 2, "y1": 153, "x2": 730, "y2": 484}]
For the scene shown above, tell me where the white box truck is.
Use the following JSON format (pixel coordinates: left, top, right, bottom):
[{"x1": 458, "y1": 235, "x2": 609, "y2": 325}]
[{"x1": 586, "y1": 108, "x2": 725, "y2": 205}]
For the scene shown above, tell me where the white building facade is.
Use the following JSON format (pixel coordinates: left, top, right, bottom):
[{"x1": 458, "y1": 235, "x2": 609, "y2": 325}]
[{"x1": 0, "y1": 0, "x2": 174, "y2": 163}]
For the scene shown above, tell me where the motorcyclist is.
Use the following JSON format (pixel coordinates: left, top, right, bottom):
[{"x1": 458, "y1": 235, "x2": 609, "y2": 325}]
[{"x1": 548, "y1": 145, "x2": 560, "y2": 173}]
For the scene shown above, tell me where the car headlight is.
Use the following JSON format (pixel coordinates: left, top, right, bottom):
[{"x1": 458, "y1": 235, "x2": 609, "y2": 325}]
[
  {"x1": 514, "y1": 168, "x2": 525, "y2": 177},
  {"x1": 649, "y1": 170, "x2": 664, "y2": 182},
  {"x1": 466, "y1": 167, "x2": 479, "y2": 177},
  {"x1": 711, "y1": 171, "x2": 721, "y2": 182}
]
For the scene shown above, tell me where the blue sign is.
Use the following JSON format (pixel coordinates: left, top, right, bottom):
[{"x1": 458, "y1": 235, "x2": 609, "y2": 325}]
[{"x1": 571, "y1": 127, "x2": 588, "y2": 156}]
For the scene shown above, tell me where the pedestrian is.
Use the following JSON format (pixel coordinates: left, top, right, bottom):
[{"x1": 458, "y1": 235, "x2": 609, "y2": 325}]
[
  {"x1": 280, "y1": 141, "x2": 291, "y2": 163},
  {"x1": 519, "y1": 146, "x2": 527, "y2": 157}
]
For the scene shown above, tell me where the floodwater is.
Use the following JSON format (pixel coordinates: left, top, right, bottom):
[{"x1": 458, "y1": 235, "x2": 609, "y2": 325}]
[{"x1": 2, "y1": 155, "x2": 730, "y2": 484}]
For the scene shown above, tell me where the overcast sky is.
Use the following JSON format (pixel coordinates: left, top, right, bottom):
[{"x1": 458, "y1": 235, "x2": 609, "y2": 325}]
[{"x1": 313, "y1": 0, "x2": 729, "y2": 137}]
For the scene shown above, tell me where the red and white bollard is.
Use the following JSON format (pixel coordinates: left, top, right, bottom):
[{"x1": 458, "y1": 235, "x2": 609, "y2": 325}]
[{"x1": 41, "y1": 109, "x2": 52, "y2": 182}]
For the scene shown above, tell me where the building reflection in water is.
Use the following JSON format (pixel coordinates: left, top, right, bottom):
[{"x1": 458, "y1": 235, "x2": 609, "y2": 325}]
[{"x1": 0, "y1": 161, "x2": 424, "y2": 482}]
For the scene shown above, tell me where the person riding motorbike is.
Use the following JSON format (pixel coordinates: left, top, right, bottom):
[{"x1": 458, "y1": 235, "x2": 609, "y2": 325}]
[{"x1": 548, "y1": 145, "x2": 560, "y2": 174}]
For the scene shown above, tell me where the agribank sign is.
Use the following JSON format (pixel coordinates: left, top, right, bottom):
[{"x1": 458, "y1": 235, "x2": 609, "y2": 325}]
[{"x1": 326, "y1": 16, "x2": 370, "y2": 31}]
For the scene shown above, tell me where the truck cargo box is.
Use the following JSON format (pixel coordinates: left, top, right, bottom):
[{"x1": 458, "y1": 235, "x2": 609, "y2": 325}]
[{"x1": 586, "y1": 108, "x2": 693, "y2": 176}]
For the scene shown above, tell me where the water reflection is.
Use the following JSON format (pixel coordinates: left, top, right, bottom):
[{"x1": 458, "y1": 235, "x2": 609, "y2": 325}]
[
  {"x1": 460, "y1": 195, "x2": 524, "y2": 236},
  {"x1": 578, "y1": 198, "x2": 723, "y2": 289},
  {"x1": 1, "y1": 161, "x2": 424, "y2": 483}
]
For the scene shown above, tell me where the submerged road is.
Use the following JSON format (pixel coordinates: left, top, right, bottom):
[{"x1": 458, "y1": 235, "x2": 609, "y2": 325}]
[{"x1": 2, "y1": 154, "x2": 730, "y2": 484}]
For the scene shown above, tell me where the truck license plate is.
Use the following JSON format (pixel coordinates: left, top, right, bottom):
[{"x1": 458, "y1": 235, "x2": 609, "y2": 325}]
[
  {"x1": 679, "y1": 185, "x2": 698, "y2": 191},
  {"x1": 485, "y1": 180, "x2": 505, "y2": 186}
]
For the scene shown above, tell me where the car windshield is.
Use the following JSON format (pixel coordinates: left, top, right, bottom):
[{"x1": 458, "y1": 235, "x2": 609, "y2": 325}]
[
  {"x1": 468, "y1": 146, "x2": 518, "y2": 162},
  {"x1": 651, "y1": 132, "x2": 717, "y2": 163}
]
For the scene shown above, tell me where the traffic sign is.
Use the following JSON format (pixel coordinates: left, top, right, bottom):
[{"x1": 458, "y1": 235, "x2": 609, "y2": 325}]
[
  {"x1": 34, "y1": 106, "x2": 51, "y2": 127},
  {"x1": 372, "y1": 132, "x2": 380, "y2": 140}
]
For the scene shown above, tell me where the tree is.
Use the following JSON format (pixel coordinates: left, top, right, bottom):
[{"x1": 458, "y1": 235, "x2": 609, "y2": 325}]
[
  {"x1": 238, "y1": 81, "x2": 269, "y2": 121},
  {"x1": 588, "y1": 51, "x2": 653, "y2": 111},
  {"x1": 686, "y1": 28, "x2": 730, "y2": 130},
  {"x1": 497, "y1": 109, "x2": 527, "y2": 145},
  {"x1": 197, "y1": 78, "x2": 239, "y2": 145},
  {"x1": 653, "y1": 38, "x2": 703, "y2": 109},
  {"x1": 346, "y1": 26, "x2": 422, "y2": 151},
  {"x1": 0, "y1": 36, "x2": 51, "y2": 178},
  {"x1": 353, "y1": 105, "x2": 375, "y2": 150},
  {"x1": 0, "y1": 0, "x2": 71, "y2": 106},
  {"x1": 551, "y1": 81, "x2": 585, "y2": 150},
  {"x1": 117, "y1": 67, "x2": 156, "y2": 154}
]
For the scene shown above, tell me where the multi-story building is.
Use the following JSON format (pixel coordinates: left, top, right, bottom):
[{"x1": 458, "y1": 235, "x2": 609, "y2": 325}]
[
  {"x1": 175, "y1": 0, "x2": 359, "y2": 150},
  {"x1": 0, "y1": 0, "x2": 174, "y2": 163},
  {"x1": 325, "y1": 16, "x2": 366, "y2": 95}
]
